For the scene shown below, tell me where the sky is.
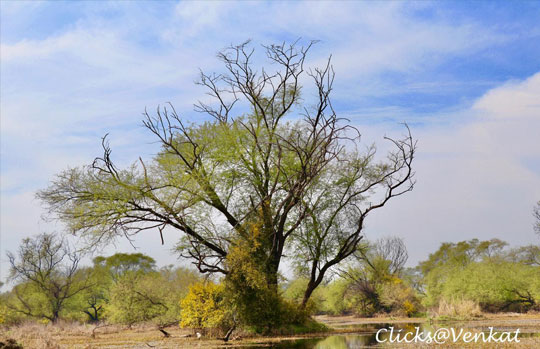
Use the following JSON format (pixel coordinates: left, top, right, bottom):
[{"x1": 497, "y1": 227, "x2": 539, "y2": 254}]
[{"x1": 1, "y1": 1, "x2": 540, "y2": 284}]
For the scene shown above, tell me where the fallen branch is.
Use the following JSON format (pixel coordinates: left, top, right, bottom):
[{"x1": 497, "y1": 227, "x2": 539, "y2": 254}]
[
  {"x1": 91, "y1": 323, "x2": 117, "y2": 338},
  {"x1": 157, "y1": 321, "x2": 178, "y2": 338}
]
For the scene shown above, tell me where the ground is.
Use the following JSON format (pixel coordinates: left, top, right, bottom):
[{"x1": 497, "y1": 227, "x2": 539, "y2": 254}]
[{"x1": 1, "y1": 314, "x2": 539, "y2": 348}]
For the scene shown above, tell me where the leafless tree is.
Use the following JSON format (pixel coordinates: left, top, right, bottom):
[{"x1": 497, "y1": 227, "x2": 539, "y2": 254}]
[
  {"x1": 373, "y1": 237, "x2": 408, "y2": 274},
  {"x1": 534, "y1": 201, "x2": 540, "y2": 236}
]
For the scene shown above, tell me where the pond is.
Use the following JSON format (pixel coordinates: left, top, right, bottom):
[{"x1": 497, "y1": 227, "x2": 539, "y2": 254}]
[{"x1": 244, "y1": 322, "x2": 540, "y2": 348}]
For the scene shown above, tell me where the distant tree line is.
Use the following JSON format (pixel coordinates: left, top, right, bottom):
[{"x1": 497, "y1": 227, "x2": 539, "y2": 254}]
[
  {"x1": 2, "y1": 233, "x2": 539, "y2": 333},
  {"x1": 1, "y1": 233, "x2": 200, "y2": 329}
]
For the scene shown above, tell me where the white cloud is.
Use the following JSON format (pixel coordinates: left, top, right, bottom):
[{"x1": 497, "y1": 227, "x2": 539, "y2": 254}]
[
  {"x1": 474, "y1": 72, "x2": 540, "y2": 119},
  {"x1": 1, "y1": 2, "x2": 538, "y2": 280},
  {"x1": 364, "y1": 73, "x2": 540, "y2": 265}
]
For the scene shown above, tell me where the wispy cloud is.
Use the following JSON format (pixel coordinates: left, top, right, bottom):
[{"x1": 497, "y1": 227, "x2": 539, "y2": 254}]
[
  {"x1": 365, "y1": 73, "x2": 540, "y2": 263},
  {"x1": 1, "y1": 1, "x2": 539, "y2": 279}
]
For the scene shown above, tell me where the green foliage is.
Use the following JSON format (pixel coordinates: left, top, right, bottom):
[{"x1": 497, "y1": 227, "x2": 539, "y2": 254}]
[
  {"x1": 507, "y1": 244, "x2": 540, "y2": 266},
  {"x1": 420, "y1": 239, "x2": 540, "y2": 312},
  {"x1": 430, "y1": 260, "x2": 539, "y2": 311},
  {"x1": 223, "y1": 222, "x2": 286, "y2": 332},
  {"x1": 319, "y1": 279, "x2": 351, "y2": 315},
  {"x1": 74, "y1": 266, "x2": 110, "y2": 322},
  {"x1": 38, "y1": 41, "x2": 416, "y2": 330},
  {"x1": 335, "y1": 237, "x2": 419, "y2": 317},
  {"x1": 1, "y1": 291, "x2": 24, "y2": 325},
  {"x1": 179, "y1": 279, "x2": 322, "y2": 336},
  {"x1": 378, "y1": 276, "x2": 419, "y2": 317},
  {"x1": 105, "y1": 271, "x2": 167, "y2": 325},
  {"x1": 283, "y1": 278, "x2": 325, "y2": 314},
  {"x1": 6, "y1": 233, "x2": 93, "y2": 323},
  {"x1": 104, "y1": 263, "x2": 200, "y2": 326},
  {"x1": 419, "y1": 238, "x2": 508, "y2": 277},
  {"x1": 93, "y1": 253, "x2": 156, "y2": 281},
  {"x1": 2, "y1": 249, "x2": 200, "y2": 326},
  {"x1": 284, "y1": 239, "x2": 420, "y2": 318}
]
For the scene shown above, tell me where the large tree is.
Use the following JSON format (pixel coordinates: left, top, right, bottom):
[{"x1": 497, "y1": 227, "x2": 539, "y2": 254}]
[{"x1": 38, "y1": 41, "x2": 415, "y2": 315}]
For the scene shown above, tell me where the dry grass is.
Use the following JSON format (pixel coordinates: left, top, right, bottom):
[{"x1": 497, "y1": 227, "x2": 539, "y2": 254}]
[
  {"x1": 2, "y1": 314, "x2": 539, "y2": 348},
  {"x1": 430, "y1": 299, "x2": 483, "y2": 320},
  {"x1": 0, "y1": 322, "x2": 281, "y2": 348},
  {"x1": 0, "y1": 321, "x2": 193, "y2": 348}
]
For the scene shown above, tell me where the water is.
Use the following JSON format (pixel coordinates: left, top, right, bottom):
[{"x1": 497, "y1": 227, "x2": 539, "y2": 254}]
[
  {"x1": 243, "y1": 322, "x2": 540, "y2": 348},
  {"x1": 244, "y1": 323, "x2": 421, "y2": 348}
]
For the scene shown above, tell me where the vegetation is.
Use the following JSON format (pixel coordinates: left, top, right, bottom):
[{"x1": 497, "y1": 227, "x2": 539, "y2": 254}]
[
  {"x1": 420, "y1": 238, "x2": 540, "y2": 313},
  {"x1": 5, "y1": 233, "x2": 93, "y2": 323},
  {"x1": 1, "y1": 39, "x2": 538, "y2": 343},
  {"x1": 283, "y1": 237, "x2": 540, "y2": 320},
  {"x1": 36, "y1": 40, "x2": 415, "y2": 329},
  {"x1": 2, "y1": 247, "x2": 200, "y2": 329},
  {"x1": 2, "y1": 232, "x2": 539, "y2": 343},
  {"x1": 180, "y1": 282, "x2": 232, "y2": 334}
]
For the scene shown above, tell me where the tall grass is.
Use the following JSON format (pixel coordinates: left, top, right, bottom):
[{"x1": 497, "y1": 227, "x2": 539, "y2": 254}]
[
  {"x1": 431, "y1": 298, "x2": 483, "y2": 320},
  {"x1": 0, "y1": 321, "x2": 108, "y2": 348}
]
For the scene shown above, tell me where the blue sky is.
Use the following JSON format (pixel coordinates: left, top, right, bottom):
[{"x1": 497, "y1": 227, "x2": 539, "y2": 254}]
[{"x1": 1, "y1": 1, "x2": 540, "y2": 282}]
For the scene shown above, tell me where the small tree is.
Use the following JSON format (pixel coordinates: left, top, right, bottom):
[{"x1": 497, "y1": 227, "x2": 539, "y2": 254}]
[
  {"x1": 75, "y1": 265, "x2": 110, "y2": 322},
  {"x1": 339, "y1": 237, "x2": 416, "y2": 316},
  {"x1": 91, "y1": 253, "x2": 159, "y2": 325},
  {"x1": 507, "y1": 245, "x2": 540, "y2": 267},
  {"x1": 106, "y1": 271, "x2": 168, "y2": 326},
  {"x1": 98, "y1": 254, "x2": 199, "y2": 327},
  {"x1": 6, "y1": 233, "x2": 92, "y2": 322}
]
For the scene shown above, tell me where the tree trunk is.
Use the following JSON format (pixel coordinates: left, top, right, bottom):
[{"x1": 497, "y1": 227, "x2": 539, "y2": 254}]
[
  {"x1": 51, "y1": 310, "x2": 60, "y2": 323},
  {"x1": 301, "y1": 281, "x2": 317, "y2": 309}
]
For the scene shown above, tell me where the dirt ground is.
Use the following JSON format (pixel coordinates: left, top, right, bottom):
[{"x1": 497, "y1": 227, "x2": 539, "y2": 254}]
[
  {"x1": 1, "y1": 313, "x2": 539, "y2": 348},
  {"x1": 316, "y1": 313, "x2": 540, "y2": 330}
]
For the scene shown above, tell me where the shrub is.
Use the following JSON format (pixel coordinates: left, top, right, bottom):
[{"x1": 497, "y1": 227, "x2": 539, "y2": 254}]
[
  {"x1": 379, "y1": 276, "x2": 420, "y2": 317},
  {"x1": 283, "y1": 278, "x2": 325, "y2": 314},
  {"x1": 179, "y1": 281, "x2": 232, "y2": 334},
  {"x1": 105, "y1": 272, "x2": 168, "y2": 325},
  {"x1": 319, "y1": 280, "x2": 351, "y2": 315},
  {"x1": 431, "y1": 298, "x2": 482, "y2": 320},
  {"x1": 423, "y1": 260, "x2": 540, "y2": 313}
]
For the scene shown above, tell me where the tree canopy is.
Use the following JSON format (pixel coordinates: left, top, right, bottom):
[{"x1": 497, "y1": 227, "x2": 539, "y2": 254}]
[
  {"x1": 37, "y1": 41, "x2": 415, "y2": 322},
  {"x1": 419, "y1": 238, "x2": 540, "y2": 312},
  {"x1": 6, "y1": 233, "x2": 92, "y2": 322}
]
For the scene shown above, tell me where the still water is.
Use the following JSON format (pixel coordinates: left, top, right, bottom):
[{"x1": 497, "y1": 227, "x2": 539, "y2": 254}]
[
  {"x1": 244, "y1": 323, "x2": 539, "y2": 348},
  {"x1": 244, "y1": 323, "x2": 422, "y2": 348}
]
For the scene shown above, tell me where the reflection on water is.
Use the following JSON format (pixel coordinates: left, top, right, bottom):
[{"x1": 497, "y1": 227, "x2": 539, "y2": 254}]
[
  {"x1": 301, "y1": 334, "x2": 379, "y2": 348},
  {"x1": 244, "y1": 322, "x2": 540, "y2": 348},
  {"x1": 245, "y1": 323, "x2": 421, "y2": 348}
]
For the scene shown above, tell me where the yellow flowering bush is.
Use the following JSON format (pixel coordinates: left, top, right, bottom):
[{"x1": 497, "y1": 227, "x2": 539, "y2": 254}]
[{"x1": 180, "y1": 282, "x2": 230, "y2": 330}]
